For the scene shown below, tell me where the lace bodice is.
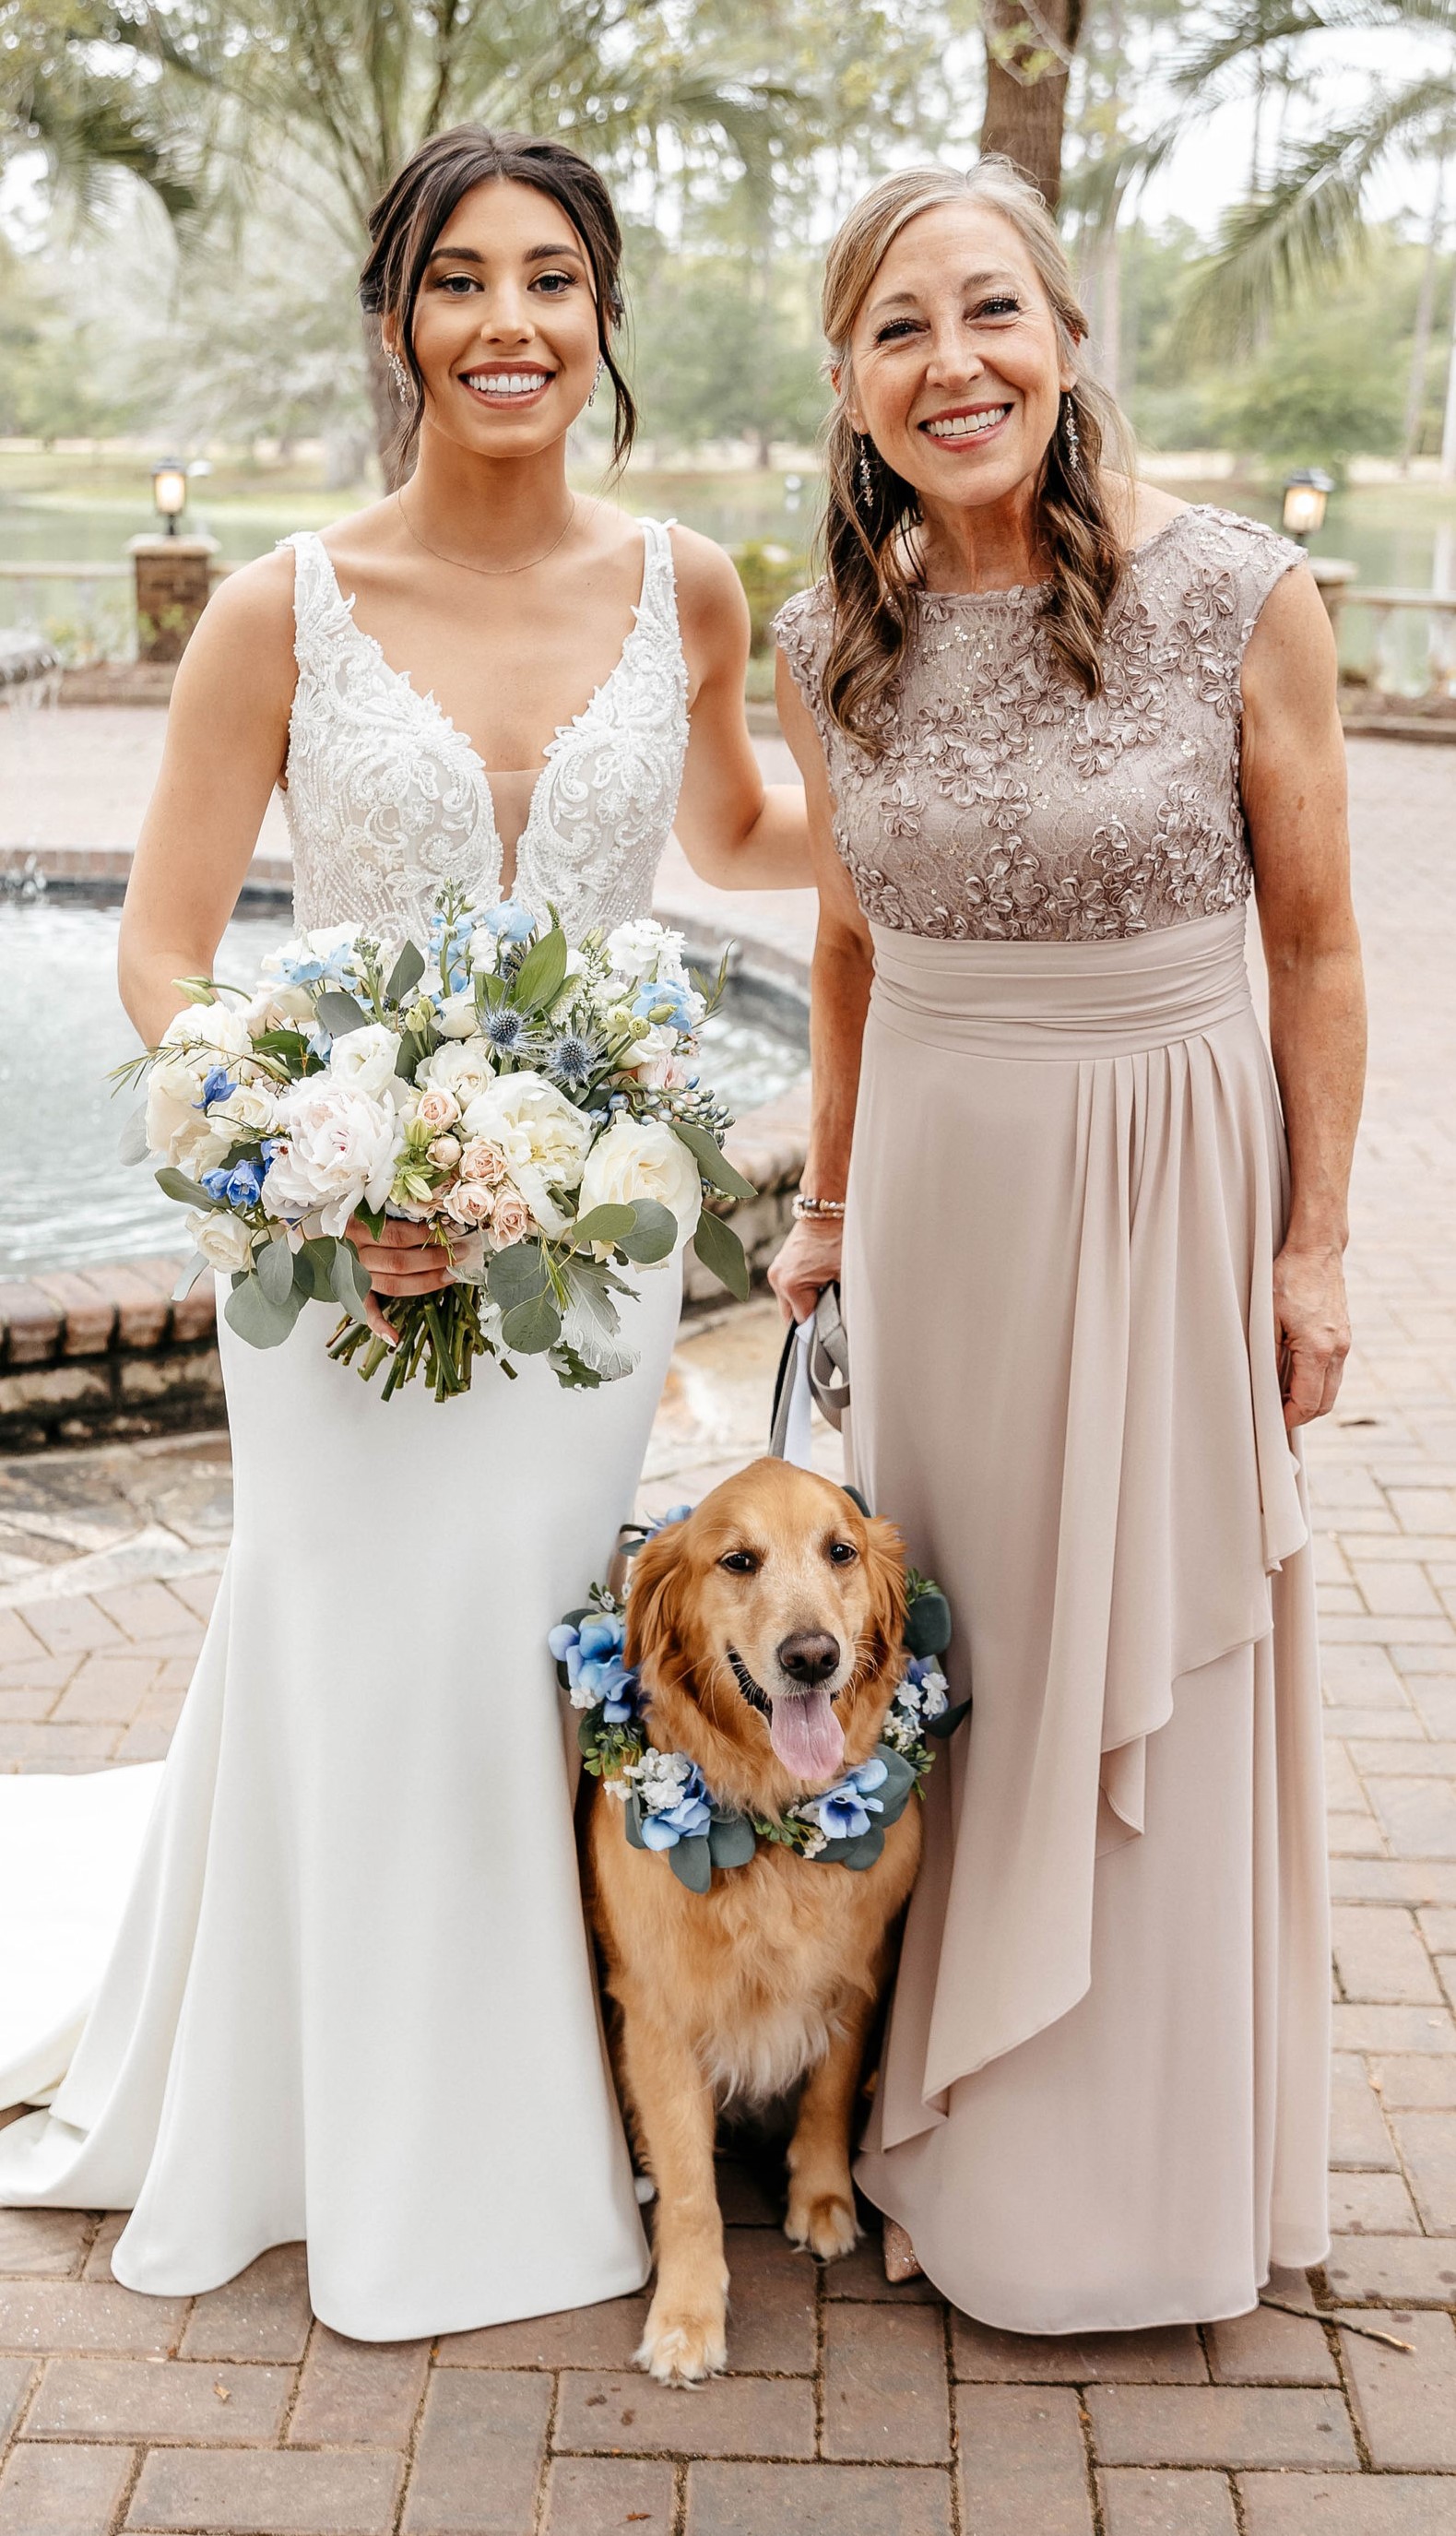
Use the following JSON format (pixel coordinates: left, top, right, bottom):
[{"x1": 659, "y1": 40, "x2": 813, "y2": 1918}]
[
  {"x1": 278, "y1": 519, "x2": 689, "y2": 942},
  {"x1": 775, "y1": 505, "x2": 1303, "y2": 942}
]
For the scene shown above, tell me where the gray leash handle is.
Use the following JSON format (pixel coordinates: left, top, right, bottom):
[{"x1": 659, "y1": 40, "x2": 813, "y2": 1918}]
[{"x1": 769, "y1": 1285, "x2": 851, "y2": 1466}]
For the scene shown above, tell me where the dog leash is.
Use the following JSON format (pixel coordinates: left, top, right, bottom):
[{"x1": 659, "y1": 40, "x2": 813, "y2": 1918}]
[{"x1": 769, "y1": 1285, "x2": 851, "y2": 1470}]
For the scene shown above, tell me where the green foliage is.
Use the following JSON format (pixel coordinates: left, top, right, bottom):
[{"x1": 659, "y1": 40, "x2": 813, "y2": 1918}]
[{"x1": 628, "y1": 246, "x2": 827, "y2": 464}]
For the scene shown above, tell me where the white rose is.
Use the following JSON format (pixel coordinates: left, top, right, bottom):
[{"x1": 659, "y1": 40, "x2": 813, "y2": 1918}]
[
  {"x1": 442, "y1": 1179, "x2": 497, "y2": 1229},
  {"x1": 245, "y1": 982, "x2": 314, "y2": 1029},
  {"x1": 159, "y1": 1001, "x2": 253, "y2": 1060},
  {"x1": 458, "y1": 1072, "x2": 594, "y2": 1236},
  {"x1": 209, "y1": 1079, "x2": 278, "y2": 1138},
  {"x1": 261, "y1": 1081, "x2": 404, "y2": 1238},
  {"x1": 326, "y1": 1023, "x2": 403, "y2": 1101},
  {"x1": 417, "y1": 1084, "x2": 460, "y2": 1132},
  {"x1": 575, "y1": 1115, "x2": 702, "y2": 1253},
  {"x1": 145, "y1": 1049, "x2": 231, "y2": 1171},
  {"x1": 620, "y1": 1022, "x2": 678, "y2": 1087},
  {"x1": 418, "y1": 1037, "x2": 497, "y2": 1108},
  {"x1": 434, "y1": 990, "x2": 481, "y2": 1039},
  {"x1": 185, "y1": 1209, "x2": 255, "y2": 1274}
]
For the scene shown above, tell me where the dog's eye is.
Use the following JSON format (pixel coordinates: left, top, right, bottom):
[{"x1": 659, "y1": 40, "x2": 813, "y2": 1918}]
[
  {"x1": 827, "y1": 1541, "x2": 858, "y2": 1566},
  {"x1": 719, "y1": 1550, "x2": 759, "y2": 1575}
]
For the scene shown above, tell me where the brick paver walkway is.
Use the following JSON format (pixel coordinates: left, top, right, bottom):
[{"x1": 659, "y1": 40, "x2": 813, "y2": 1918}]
[{"x1": 2, "y1": 736, "x2": 1454, "y2": 2530}]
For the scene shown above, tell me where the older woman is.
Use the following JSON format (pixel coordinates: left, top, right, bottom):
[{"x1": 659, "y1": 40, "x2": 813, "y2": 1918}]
[{"x1": 771, "y1": 160, "x2": 1362, "y2": 2333}]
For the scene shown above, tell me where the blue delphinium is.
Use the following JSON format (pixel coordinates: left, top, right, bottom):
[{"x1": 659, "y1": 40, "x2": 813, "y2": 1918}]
[
  {"x1": 633, "y1": 978, "x2": 698, "y2": 1034},
  {"x1": 548, "y1": 1612, "x2": 638, "y2": 1722},
  {"x1": 199, "y1": 1066, "x2": 238, "y2": 1111},
  {"x1": 429, "y1": 906, "x2": 475, "y2": 993},
  {"x1": 812, "y1": 1755, "x2": 889, "y2": 1843},
  {"x1": 479, "y1": 899, "x2": 537, "y2": 945},
  {"x1": 202, "y1": 1156, "x2": 267, "y2": 1209}
]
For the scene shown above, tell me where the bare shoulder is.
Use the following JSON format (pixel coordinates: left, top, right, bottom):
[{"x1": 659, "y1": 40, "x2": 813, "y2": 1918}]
[
  {"x1": 666, "y1": 521, "x2": 750, "y2": 650},
  {"x1": 1243, "y1": 562, "x2": 1339, "y2": 725},
  {"x1": 171, "y1": 543, "x2": 298, "y2": 714},
  {"x1": 1101, "y1": 472, "x2": 1189, "y2": 548}
]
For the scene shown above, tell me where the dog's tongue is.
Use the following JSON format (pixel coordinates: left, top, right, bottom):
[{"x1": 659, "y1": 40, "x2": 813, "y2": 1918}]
[{"x1": 769, "y1": 1689, "x2": 845, "y2": 1783}]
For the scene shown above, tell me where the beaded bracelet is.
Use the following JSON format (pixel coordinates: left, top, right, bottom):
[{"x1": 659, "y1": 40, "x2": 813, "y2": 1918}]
[{"x1": 791, "y1": 1192, "x2": 846, "y2": 1221}]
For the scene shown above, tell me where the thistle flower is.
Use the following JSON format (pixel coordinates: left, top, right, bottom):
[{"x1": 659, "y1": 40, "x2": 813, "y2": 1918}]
[{"x1": 543, "y1": 1026, "x2": 608, "y2": 1093}]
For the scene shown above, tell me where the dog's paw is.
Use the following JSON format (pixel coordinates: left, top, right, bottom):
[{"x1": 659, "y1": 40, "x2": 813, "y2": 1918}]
[
  {"x1": 785, "y1": 2188, "x2": 859, "y2": 2262},
  {"x1": 636, "y1": 2300, "x2": 728, "y2": 2387}
]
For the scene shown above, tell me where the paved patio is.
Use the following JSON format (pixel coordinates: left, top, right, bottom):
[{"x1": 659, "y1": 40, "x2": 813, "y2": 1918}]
[{"x1": 1, "y1": 735, "x2": 1454, "y2": 2530}]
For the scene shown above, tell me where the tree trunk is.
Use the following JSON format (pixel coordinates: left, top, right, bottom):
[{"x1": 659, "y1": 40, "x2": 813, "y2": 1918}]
[
  {"x1": 362, "y1": 316, "x2": 409, "y2": 491},
  {"x1": 980, "y1": 0, "x2": 1083, "y2": 210}
]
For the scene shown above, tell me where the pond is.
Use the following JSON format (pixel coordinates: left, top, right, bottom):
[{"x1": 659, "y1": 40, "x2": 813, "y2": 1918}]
[{"x1": 0, "y1": 899, "x2": 809, "y2": 1280}]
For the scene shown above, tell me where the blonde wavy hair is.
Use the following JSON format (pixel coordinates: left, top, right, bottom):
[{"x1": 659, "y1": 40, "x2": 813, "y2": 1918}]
[{"x1": 819, "y1": 159, "x2": 1133, "y2": 753}]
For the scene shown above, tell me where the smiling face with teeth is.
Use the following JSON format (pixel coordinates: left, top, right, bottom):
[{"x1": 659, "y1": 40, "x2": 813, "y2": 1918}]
[
  {"x1": 842, "y1": 199, "x2": 1077, "y2": 572},
  {"x1": 385, "y1": 177, "x2": 603, "y2": 460}
]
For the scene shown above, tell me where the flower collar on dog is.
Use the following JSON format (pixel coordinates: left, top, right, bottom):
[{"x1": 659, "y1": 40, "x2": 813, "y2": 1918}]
[{"x1": 549, "y1": 1511, "x2": 967, "y2": 1895}]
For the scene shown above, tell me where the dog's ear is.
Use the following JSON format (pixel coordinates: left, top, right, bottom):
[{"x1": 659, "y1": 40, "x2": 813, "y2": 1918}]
[
  {"x1": 859, "y1": 1512, "x2": 907, "y2": 1681},
  {"x1": 623, "y1": 1523, "x2": 692, "y2": 1686}
]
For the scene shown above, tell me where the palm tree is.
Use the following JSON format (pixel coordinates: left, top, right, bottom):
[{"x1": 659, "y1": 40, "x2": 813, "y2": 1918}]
[{"x1": 1141, "y1": 1, "x2": 1456, "y2": 338}]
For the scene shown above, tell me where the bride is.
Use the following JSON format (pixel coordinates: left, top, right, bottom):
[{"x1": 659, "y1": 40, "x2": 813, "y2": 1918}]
[{"x1": 0, "y1": 124, "x2": 810, "y2": 2340}]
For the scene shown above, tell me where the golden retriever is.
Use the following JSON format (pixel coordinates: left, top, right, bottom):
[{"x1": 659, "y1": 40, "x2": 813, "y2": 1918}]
[{"x1": 583, "y1": 1457, "x2": 921, "y2": 2386}]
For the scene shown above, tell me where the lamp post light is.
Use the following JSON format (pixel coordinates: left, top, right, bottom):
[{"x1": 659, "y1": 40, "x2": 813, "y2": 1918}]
[
  {"x1": 1281, "y1": 469, "x2": 1334, "y2": 547},
  {"x1": 150, "y1": 460, "x2": 189, "y2": 535}
]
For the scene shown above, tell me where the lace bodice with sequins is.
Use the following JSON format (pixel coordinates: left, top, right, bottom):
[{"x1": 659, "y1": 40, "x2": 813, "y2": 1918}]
[
  {"x1": 278, "y1": 519, "x2": 689, "y2": 942},
  {"x1": 775, "y1": 505, "x2": 1304, "y2": 942}
]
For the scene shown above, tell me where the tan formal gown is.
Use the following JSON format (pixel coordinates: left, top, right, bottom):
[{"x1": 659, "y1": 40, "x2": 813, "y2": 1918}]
[{"x1": 776, "y1": 505, "x2": 1331, "y2": 2334}]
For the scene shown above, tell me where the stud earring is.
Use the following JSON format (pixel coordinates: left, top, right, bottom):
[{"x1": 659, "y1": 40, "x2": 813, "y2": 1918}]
[
  {"x1": 1062, "y1": 396, "x2": 1081, "y2": 468},
  {"x1": 857, "y1": 433, "x2": 877, "y2": 512},
  {"x1": 387, "y1": 350, "x2": 409, "y2": 397}
]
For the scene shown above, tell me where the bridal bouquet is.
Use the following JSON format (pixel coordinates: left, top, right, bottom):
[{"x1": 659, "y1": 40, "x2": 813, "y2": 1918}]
[{"x1": 116, "y1": 887, "x2": 755, "y2": 1400}]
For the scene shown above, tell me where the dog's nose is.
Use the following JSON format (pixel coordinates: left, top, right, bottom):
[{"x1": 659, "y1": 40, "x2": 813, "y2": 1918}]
[{"x1": 776, "y1": 1629, "x2": 841, "y2": 1688}]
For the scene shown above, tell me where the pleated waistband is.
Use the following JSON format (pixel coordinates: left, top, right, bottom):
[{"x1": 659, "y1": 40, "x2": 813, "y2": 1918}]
[{"x1": 868, "y1": 908, "x2": 1253, "y2": 1060}]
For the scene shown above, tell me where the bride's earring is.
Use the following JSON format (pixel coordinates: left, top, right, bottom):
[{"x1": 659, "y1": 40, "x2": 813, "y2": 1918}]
[
  {"x1": 857, "y1": 433, "x2": 878, "y2": 513},
  {"x1": 1062, "y1": 394, "x2": 1081, "y2": 470},
  {"x1": 588, "y1": 356, "x2": 606, "y2": 408},
  {"x1": 387, "y1": 349, "x2": 409, "y2": 397}
]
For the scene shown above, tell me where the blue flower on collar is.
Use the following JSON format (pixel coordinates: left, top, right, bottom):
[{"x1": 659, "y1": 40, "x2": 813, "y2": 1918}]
[
  {"x1": 549, "y1": 1612, "x2": 638, "y2": 1722},
  {"x1": 812, "y1": 1754, "x2": 890, "y2": 1843}
]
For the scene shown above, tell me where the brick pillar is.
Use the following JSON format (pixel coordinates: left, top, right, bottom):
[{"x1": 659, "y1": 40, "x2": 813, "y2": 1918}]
[{"x1": 127, "y1": 534, "x2": 219, "y2": 664}]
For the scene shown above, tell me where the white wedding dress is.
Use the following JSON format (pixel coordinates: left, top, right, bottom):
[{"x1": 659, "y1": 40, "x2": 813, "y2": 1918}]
[{"x1": 0, "y1": 520, "x2": 689, "y2": 2339}]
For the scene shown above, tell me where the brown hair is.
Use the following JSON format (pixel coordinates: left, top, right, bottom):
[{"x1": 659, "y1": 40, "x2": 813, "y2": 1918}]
[
  {"x1": 359, "y1": 125, "x2": 635, "y2": 479},
  {"x1": 819, "y1": 160, "x2": 1131, "y2": 753}
]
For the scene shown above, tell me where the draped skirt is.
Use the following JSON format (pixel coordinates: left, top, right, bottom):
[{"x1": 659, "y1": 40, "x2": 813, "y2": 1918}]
[{"x1": 850, "y1": 909, "x2": 1330, "y2": 2333}]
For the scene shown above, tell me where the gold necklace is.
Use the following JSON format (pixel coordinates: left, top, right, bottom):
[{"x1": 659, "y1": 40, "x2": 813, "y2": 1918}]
[{"x1": 395, "y1": 489, "x2": 578, "y2": 580}]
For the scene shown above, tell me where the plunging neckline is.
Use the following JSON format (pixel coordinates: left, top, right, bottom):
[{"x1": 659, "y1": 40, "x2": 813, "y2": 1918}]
[{"x1": 311, "y1": 525, "x2": 654, "y2": 896}]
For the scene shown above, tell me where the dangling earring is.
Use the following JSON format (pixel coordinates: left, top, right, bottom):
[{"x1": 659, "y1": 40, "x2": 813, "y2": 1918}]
[
  {"x1": 1062, "y1": 394, "x2": 1081, "y2": 470},
  {"x1": 857, "y1": 433, "x2": 877, "y2": 513},
  {"x1": 588, "y1": 356, "x2": 605, "y2": 408},
  {"x1": 387, "y1": 349, "x2": 409, "y2": 397}
]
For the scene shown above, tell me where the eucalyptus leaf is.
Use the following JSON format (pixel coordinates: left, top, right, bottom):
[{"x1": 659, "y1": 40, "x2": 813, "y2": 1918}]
[
  {"x1": 512, "y1": 926, "x2": 569, "y2": 1013},
  {"x1": 487, "y1": 1241, "x2": 550, "y2": 1313},
  {"x1": 673, "y1": 1119, "x2": 757, "y2": 1203},
  {"x1": 500, "y1": 1289, "x2": 563, "y2": 1354},
  {"x1": 617, "y1": 1200, "x2": 677, "y2": 1265},
  {"x1": 568, "y1": 1203, "x2": 635, "y2": 1250},
  {"x1": 330, "y1": 1241, "x2": 373, "y2": 1316},
  {"x1": 692, "y1": 1209, "x2": 750, "y2": 1301},
  {"x1": 296, "y1": 1238, "x2": 338, "y2": 1303},
  {"x1": 154, "y1": 1165, "x2": 213, "y2": 1207},
  {"x1": 623, "y1": 1794, "x2": 649, "y2": 1851},
  {"x1": 707, "y1": 1812, "x2": 757, "y2": 1870},
  {"x1": 118, "y1": 1106, "x2": 150, "y2": 1167},
  {"x1": 172, "y1": 1251, "x2": 209, "y2": 1300},
  {"x1": 826, "y1": 1826, "x2": 886, "y2": 1872},
  {"x1": 667, "y1": 1833, "x2": 713, "y2": 1894},
  {"x1": 314, "y1": 989, "x2": 370, "y2": 1037},
  {"x1": 561, "y1": 1261, "x2": 633, "y2": 1381},
  {"x1": 385, "y1": 940, "x2": 426, "y2": 1003},
  {"x1": 256, "y1": 1238, "x2": 296, "y2": 1307},
  {"x1": 904, "y1": 1590, "x2": 953, "y2": 1657},
  {"x1": 224, "y1": 1272, "x2": 303, "y2": 1349}
]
